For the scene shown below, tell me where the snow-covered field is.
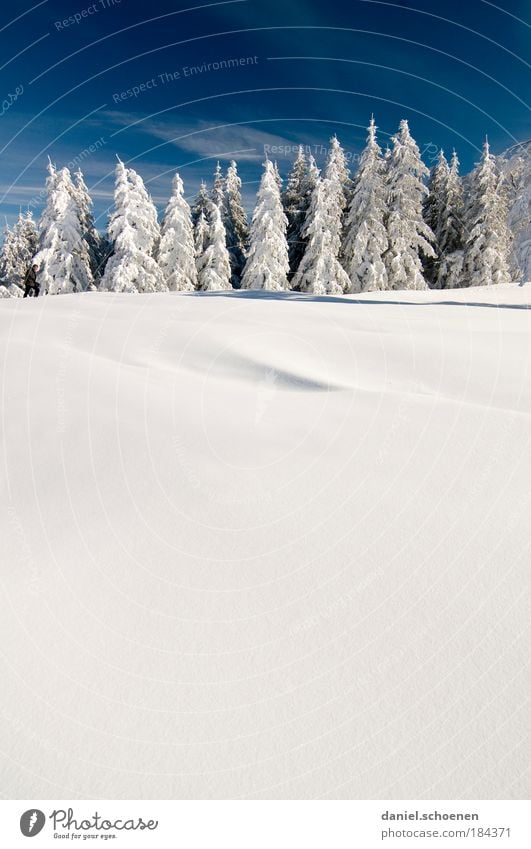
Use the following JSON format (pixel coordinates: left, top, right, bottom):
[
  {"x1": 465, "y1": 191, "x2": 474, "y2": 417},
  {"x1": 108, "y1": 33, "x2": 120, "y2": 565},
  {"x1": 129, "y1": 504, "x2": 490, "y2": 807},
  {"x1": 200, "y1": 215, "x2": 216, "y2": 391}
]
[{"x1": 1, "y1": 285, "x2": 529, "y2": 800}]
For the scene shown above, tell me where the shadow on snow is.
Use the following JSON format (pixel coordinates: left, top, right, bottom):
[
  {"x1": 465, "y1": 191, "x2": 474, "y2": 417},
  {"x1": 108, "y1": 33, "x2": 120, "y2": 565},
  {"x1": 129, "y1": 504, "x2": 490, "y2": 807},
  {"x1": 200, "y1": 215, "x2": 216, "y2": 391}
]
[{"x1": 183, "y1": 289, "x2": 530, "y2": 310}]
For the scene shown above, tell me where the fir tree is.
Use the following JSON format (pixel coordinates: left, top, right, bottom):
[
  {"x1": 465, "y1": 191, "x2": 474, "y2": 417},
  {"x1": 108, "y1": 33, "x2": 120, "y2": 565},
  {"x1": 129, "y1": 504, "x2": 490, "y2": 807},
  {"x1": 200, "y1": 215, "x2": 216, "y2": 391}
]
[
  {"x1": 0, "y1": 222, "x2": 15, "y2": 292},
  {"x1": 197, "y1": 201, "x2": 232, "y2": 291},
  {"x1": 240, "y1": 160, "x2": 289, "y2": 291},
  {"x1": 325, "y1": 135, "x2": 351, "y2": 213},
  {"x1": 0, "y1": 211, "x2": 38, "y2": 295},
  {"x1": 306, "y1": 154, "x2": 320, "y2": 194},
  {"x1": 101, "y1": 160, "x2": 164, "y2": 293},
  {"x1": 157, "y1": 172, "x2": 197, "y2": 291},
  {"x1": 34, "y1": 163, "x2": 94, "y2": 295},
  {"x1": 292, "y1": 175, "x2": 350, "y2": 295},
  {"x1": 424, "y1": 150, "x2": 450, "y2": 238},
  {"x1": 224, "y1": 160, "x2": 249, "y2": 286},
  {"x1": 283, "y1": 146, "x2": 309, "y2": 276},
  {"x1": 20, "y1": 210, "x2": 39, "y2": 261},
  {"x1": 72, "y1": 169, "x2": 108, "y2": 286},
  {"x1": 433, "y1": 150, "x2": 465, "y2": 289},
  {"x1": 384, "y1": 120, "x2": 435, "y2": 290},
  {"x1": 194, "y1": 211, "x2": 209, "y2": 261},
  {"x1": 191, "y1": 181, "x2": 210, "y2": 224},
  {"x1": 211, "y1": 162, "x2": 225, "y2": 211},
  {"x1": 463, "y1": 139, "x2": 512, "y2": 287},
  {"x1": 423, "y1": 150, "x2": 448, "y2": 285},
  {"x1": 505, "y1": 152, "x2": 531, "y2": 282},
  {"x1": 272, "y1": 161, "x2": 282, "y2": 191},
  {"x1": 342, "y1": 117, "x2": 388, "y2": 293}
]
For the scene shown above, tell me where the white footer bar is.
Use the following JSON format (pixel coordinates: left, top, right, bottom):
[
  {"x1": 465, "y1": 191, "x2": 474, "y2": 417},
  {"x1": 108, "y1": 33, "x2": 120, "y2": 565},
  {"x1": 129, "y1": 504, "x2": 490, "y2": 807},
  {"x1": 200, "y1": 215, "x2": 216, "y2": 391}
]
[{"x1": 1, "y1": 800, "x2": 529, "y2": 848}]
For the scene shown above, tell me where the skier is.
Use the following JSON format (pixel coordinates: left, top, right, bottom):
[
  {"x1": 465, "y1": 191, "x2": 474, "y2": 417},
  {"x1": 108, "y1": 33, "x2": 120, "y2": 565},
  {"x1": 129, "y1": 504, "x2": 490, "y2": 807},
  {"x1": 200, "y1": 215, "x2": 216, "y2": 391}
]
[{"x1": 23, "y1": 264, "x2": 40, "y2": 298}]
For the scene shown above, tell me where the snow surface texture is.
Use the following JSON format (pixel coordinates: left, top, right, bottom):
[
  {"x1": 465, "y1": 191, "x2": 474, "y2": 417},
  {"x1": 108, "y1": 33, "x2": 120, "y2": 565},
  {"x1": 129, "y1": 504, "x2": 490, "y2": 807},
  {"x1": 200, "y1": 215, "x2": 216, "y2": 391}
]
[{"x1": 0, "y1": 286, "x2": 529, "y2": 800}]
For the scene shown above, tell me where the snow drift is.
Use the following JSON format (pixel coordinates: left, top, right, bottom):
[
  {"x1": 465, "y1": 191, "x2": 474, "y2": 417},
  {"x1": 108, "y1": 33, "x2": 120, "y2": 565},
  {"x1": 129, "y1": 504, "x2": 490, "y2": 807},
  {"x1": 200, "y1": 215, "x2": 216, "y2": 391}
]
[{"x1": 0, "y1": 286, "x2": 529, "y2": 799}]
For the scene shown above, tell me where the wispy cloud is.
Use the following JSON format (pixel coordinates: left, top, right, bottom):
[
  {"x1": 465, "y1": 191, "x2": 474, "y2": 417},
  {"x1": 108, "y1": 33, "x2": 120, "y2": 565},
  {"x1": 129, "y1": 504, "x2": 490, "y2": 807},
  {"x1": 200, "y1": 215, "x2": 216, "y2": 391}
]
[{"x1": 102, "y1": 111, "x2": 301, "y2": 161}]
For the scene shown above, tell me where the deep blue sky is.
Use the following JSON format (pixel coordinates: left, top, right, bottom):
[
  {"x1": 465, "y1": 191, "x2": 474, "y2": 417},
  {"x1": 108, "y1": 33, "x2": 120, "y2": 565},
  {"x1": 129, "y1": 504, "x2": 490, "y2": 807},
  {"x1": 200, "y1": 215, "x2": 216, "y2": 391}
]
[{"x1": 0, "y1": 0, "x2": 529, "y2": 229}]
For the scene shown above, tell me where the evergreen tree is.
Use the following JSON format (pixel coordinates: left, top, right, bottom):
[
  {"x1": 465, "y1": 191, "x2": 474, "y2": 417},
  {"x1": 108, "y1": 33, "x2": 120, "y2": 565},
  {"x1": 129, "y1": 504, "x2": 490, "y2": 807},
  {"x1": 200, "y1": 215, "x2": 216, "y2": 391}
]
[
  {"x1": 272, "y1": 160, "x2": 282, "y2": 191},
  {"x1": 342, "y1": 117, "x2": 388, "y2": 293},
  {"x1": 157, "y1": 172, "x2": 197, "y2": 291},
  {"x1": 0, "y1": 211, "x2": 38, "y2": 295},
  {"x1": 292, "y1": 175, "x2": 350, "y2": 295},
  {"x1": 240, "y1": 160, "x2": 289, "y2": 291},
  {"x1": 306, "y1": 154, "x2": 320, "y2": 194},
  {"x1": 72, "y1": 169, "x2": 108, "y2": 286},
  {"x1": 440, "y1": 152, "x2": 465, "y2": 254},
  {"x1": 0, "y1": 222, "x2": 15, "y2": 292},
  {"x1": 283, "y1": 146, "x2": 309, "y2": 276},
  {"x1": 191, "y1": 181, "x2": 210, "y2": 224},
  {"x1": 422, "y1": 150, "x2": 447, "y2": 286},
  {"x1": 101, "y1": 160, "x2": 164, "y2": 293},
  {"x1": 463, "y1": 139, "x2": 512, "y2": 287},
  {"x1": 506, "y1": 153, "x2": 531, "y2": 282},
  {"x1": 20, "y1": 210, "x2": 39, "y2": 261},
  {"x1": 34, "y1": 163, "x2": 94, "y2": 295},
  {"x1": 433, "y1": 150, "x2": 465, "y2": 289},
  {"x1": 384, "y1": 120, "x2": 435, "y2": 290},
  {"x1": 194, "y1": 211, "x2": 209, "y2": 261},
  {"x1": 211, "y1": 162, "x2": 225, "y2": 211},
  {"x1": 325, "y1": 135, "x2": 351, "y2": 212},
  {"x1": 424, "y1": 150, "x2": 450, "y2": 238},
  {"x1": 197, "y1": 201, "x2": 232, "y2": 291},
  {"x1": 224, "y1": 160, "x2": 249, "y2": 286}
]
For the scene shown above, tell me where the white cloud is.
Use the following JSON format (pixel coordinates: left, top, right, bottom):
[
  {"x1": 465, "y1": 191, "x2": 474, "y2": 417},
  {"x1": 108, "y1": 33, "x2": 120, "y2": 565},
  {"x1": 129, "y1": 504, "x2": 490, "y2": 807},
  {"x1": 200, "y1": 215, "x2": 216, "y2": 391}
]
[{"x1": 103, "y1": 111, "x2": 301, "y2": 162}]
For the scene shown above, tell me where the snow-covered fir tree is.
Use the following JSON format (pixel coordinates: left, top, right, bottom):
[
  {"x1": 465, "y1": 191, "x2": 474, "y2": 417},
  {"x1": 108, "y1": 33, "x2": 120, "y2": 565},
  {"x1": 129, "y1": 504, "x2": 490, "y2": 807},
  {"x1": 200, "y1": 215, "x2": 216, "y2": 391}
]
[
  {"x1": 0, "y1": 211, "x2": 38, "y2": 295},
  {"x1": 101, "y1": 160, "x2": 164, "y2": 293},
  {"x1": 194, "y1": 211, "x2": 209, "y2": 261},
  {"x1": 342, "y1": 117, "x2": 388, "y2": 293},
  {"x1": 211, "y1": 162, "x2": 226, "y2": 211},
  {"x1": 424, "y1": 150, "x2": 450, "y2": 238},
  {"x1": 223, "y1": 160, "x2": 249, "y2": 286},
  {"x1": 72, "y1": 169, "x2": 108, "y2": 286},
  {"x1": 240, "y1": 159, "x2": 289, "y2": 291},
  {"x1": 463, "y1": 139, "x2": 512, "y2": 287},
  {"x1": 282, "y1": 146, "x2": 309, "y2": 276},
  {"x1": 275, "y1": 161, "x2": 284, "y2": 190},
  {"x1": 306, "y1": 154, "x2": 320, "y2": 193},
  {"x1": 191, "y1": 181, "x2": 210, "y2": 224},
  {"x1": 432, "y1": 150, "x2": 465, "y2": 289},
  {"x1": 325, "y1": 135, "x2": 351, "y2": 213},
  {"x1": 283, "y1": 146, "x2": 306, "y2": 220},
  {"x1": 157, "y1": 172, "x2": 197, "y2": 291},
  {"x1": 292, "y1": 174, "x2": 350, "y2": 295},
  {"x1": 384, "y1": 120, "x2": 435, "y2": 290},
  {"x1": 33, "y1": 162, "x2": 94, "y2": 295},
  {"x1": 197, "y1": 201, "x2": 232, "y2": 291},
  {"x1": 20, "y1": 210, "x2": 39, "y2": 259},
  {"x1": 291, "y1": 154, "x2": 320, "y2": 281},
  {"x1": 0, "y1": 222, "x2": 17, "y2": 294},
  {"x1": 423, "y1": 150, "x2": 448, "y2": 285},
  {"x1": 504, "y1": 150, "x2": 531, "y2": 282}
]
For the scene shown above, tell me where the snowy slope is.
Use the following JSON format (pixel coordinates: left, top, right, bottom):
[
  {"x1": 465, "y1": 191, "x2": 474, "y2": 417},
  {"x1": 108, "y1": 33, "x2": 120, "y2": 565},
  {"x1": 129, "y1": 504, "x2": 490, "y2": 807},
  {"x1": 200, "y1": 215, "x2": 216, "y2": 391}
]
[{"x1": 0, "y1": 285, "x2": 529, "y2": 800}]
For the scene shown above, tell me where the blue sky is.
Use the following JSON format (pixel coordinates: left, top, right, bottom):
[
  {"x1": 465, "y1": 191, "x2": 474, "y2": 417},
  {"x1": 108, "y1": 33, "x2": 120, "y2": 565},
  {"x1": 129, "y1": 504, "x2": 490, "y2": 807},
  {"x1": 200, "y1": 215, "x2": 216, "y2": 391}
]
[{"x1": 0, "y1": 0, "x2": 529, "y2": 229}]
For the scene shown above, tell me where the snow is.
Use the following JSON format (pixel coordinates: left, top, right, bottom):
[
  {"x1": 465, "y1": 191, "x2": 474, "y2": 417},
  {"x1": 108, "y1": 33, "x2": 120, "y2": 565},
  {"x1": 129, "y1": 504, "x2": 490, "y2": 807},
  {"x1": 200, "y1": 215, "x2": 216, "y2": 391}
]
[{"x1": 0, "y1": 285, "x2": 529, "y2": 799}]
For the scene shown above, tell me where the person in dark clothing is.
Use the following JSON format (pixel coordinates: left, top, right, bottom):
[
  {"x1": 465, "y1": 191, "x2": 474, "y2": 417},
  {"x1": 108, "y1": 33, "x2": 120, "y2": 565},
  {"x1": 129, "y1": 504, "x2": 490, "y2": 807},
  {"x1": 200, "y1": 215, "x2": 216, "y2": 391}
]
[{"x1": 23, "y1": 265, "x2": 40, "y2": 298}]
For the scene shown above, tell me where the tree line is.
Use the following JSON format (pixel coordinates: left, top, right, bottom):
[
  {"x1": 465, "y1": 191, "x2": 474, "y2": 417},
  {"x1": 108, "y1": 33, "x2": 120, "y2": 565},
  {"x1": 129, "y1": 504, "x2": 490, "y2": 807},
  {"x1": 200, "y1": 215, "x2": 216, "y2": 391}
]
[{"x1": 1, "y1": 117, "x2": 529, "y2": 299}]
